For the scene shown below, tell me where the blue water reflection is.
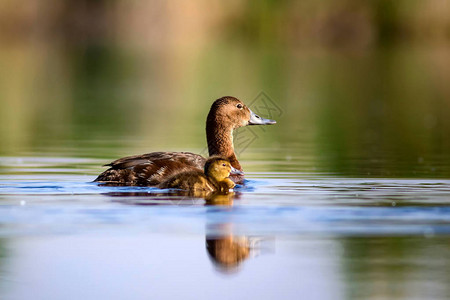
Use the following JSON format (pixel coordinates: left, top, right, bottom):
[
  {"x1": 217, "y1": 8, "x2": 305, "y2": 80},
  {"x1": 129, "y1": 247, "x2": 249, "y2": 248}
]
[{"x1": 0, "y1": 157, "x2": 450, "y2": 299}]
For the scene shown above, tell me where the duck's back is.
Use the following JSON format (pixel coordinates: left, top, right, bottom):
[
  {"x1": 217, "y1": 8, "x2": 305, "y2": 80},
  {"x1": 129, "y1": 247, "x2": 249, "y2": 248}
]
[
  {"x1": 94, "y1": 152, "x2": 206, "y2": 186},
  {"x1": 159, "y1": 170, "x2": 215, "y2": 192}
]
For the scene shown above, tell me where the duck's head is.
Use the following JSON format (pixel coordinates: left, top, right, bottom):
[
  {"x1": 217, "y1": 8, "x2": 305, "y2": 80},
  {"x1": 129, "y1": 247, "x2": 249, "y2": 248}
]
[
  {"x1": 204, "y1": 156, "x2": 239, "y2": 182},
  {"x1": 207, "y1": 96, "x2": 276, "y2": 129}
]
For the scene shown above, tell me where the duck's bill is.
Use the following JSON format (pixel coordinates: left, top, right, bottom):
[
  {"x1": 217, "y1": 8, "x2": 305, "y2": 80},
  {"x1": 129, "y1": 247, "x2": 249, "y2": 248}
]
[
  {"x1": 230, "y1": 166, "x2": 244, "y2": 175},
  {"x1": 248, "y1": 109, "x2": 277, "y2": 125}
]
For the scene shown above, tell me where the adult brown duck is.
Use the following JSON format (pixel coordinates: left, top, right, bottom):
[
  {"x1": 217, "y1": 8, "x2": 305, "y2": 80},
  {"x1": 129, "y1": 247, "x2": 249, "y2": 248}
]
[{"x1": 94, "y1": 96, "x2": 276, "y2": 186}]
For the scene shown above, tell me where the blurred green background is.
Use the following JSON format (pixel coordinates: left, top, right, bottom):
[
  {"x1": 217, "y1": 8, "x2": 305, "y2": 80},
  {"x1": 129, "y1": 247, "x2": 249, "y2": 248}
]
[{"x1": 1, "y1": 0, "x2": 450, "y2": 177}]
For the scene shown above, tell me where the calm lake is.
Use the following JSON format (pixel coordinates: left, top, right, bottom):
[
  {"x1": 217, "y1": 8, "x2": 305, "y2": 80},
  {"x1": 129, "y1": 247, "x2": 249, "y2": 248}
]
[
  {"x1": 1, "y1": 147, "x2": 450, "y2": 300},
  {"x1": 1, "y1": 17, "x2": 450, "y2": 299}
]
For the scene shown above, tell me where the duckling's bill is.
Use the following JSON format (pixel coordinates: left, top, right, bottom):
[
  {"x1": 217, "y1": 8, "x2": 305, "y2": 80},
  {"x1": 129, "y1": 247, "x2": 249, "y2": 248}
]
[{"x1": 230, "y1": 166, "x2": 244, "y2": 175}]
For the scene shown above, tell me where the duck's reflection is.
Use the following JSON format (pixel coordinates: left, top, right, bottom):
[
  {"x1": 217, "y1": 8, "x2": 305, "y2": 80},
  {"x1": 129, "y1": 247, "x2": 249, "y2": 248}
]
[
  {"x1": 206, "y1": 235, "x2": 251, "y2": 271},
  {"x1": 205, "y1": 193, "x2": 253, "y2": 272},
  {"x1": 104, "y1": 189, "x2": 239, "y2": 205},
  {"x1": 105, "y1": 189, "x2": 261, "y2": 272}
]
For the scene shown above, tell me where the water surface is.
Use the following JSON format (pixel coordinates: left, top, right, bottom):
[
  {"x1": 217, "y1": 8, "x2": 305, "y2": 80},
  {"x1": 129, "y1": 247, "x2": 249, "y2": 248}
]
[{"x1": 1, "y1": 155, "x2": 450, "y2": 300}]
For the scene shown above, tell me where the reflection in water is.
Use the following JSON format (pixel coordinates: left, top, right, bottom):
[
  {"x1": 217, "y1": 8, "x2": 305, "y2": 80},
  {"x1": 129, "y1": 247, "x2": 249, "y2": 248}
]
[
  {"x1": 206, "y1": 234, "x2": 251, "y2": 272},
  {"x1": 341, "y1": 237, "x2": 450, "y2": 300},
  {"x1": 107, "y1": 189, "x2": 261, "y2": 272},
  {"x1": 104, "y1": 188, "x2": 240, "y2": 205},
  {"x1": 0, "y1": 238, "x2": 8, "y2": 290},
  {"x1": 205, "y1": 193, "x2": 257, "y2": 273},
  {"x1": 0, "y1": 166, "x2": 450, "y2": 298}
]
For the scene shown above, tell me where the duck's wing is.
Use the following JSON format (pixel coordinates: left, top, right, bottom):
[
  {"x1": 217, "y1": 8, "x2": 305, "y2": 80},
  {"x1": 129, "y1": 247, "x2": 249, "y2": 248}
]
[
  {"x1": 105, "y1": 152, "x2": 204, "y2": 169},
  {"x1": 105, "y1": 152, "x2": 200, "y2": 169},
  {"x1": 95, "y1": 152, "x2": 206, "y2": 186}
]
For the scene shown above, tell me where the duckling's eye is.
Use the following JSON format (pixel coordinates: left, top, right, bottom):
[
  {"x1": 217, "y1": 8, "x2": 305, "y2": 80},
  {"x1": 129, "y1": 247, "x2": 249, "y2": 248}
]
[
  {"x1": 236, "y1": 103, "x2": 243, "y2": 109},
  {"x1": 222, "y1": 163, "x2": 226, "y2": 167}
]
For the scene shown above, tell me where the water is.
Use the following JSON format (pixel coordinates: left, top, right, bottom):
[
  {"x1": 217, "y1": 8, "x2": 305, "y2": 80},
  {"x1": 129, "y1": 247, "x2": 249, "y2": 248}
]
[
  {"x1": 2, "y1": 4, "x2": 450, "y2": 297},
  {"x1": 1, "y1": 155, "x2": 450, "y2": 300}
]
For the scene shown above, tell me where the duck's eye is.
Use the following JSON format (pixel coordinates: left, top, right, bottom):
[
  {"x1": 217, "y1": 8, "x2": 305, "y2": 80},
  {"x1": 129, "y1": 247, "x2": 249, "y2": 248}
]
[
  {"x1": 222, "y1": 163, "x2": 226, "y2": 167},
  {"x1": 236, "y1": 103, "x2": 243, "y2": 109}
]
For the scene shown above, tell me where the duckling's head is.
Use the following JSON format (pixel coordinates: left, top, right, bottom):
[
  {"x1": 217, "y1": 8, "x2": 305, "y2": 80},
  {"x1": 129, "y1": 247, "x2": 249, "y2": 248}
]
[
  {"x1": 204, "y1": 156, "x2": 232, "y2": 182},
  {"x1": 207, "y1": 96, "x2": 276, "y2": 129}
]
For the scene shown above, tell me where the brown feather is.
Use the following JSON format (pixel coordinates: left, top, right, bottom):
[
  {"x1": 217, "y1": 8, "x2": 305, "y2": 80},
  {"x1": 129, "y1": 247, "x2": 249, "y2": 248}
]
[{"x1": 95, "y1": 153, "x2": 205, "y2": 186}]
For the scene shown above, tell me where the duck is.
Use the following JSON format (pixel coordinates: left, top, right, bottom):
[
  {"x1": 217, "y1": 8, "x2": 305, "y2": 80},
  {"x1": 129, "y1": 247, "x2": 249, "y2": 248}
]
[
  {"x1": 94, "y1": 96, "x2": 276, "y2": 186},
  {"x1": 159, "y1": 156, "x2": 237, "y2": 194}
]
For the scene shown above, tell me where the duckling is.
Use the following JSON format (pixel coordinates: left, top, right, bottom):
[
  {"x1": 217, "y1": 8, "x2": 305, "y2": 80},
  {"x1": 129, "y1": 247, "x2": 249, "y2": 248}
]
[
  {"x1": 95, "y1": 96, "x2": 276, "y2": 186},
  {"x1": 206, "y1": 235, "x2": 250, "y2": 270},
  {"x1": 159, "y1": 156, "x2": 237, "y2": 194}
]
